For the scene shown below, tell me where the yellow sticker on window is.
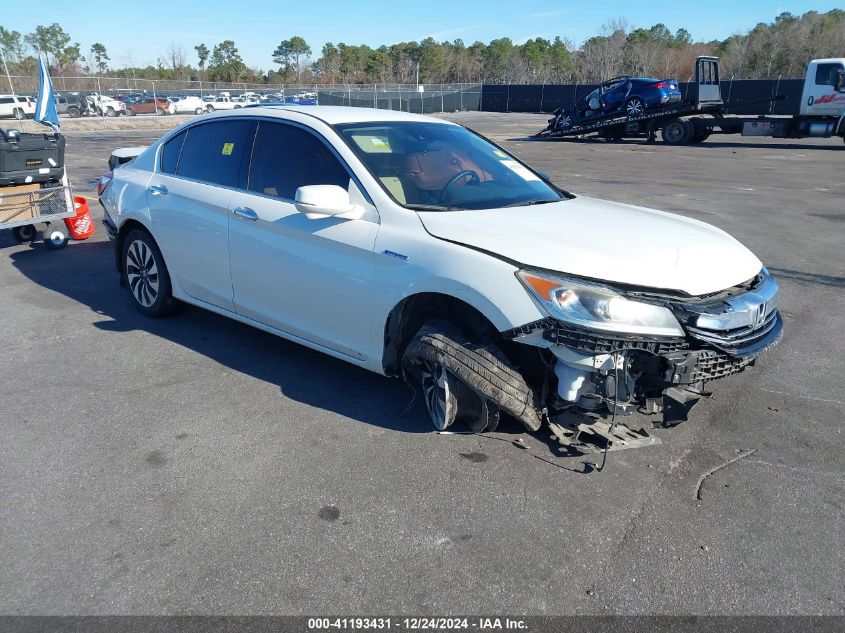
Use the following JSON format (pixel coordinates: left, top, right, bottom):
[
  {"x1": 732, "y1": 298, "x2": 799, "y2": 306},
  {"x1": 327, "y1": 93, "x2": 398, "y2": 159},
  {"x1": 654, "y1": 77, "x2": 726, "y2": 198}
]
[{"x1": 221, "y1": 142, "x2": 234, "y2": 156}]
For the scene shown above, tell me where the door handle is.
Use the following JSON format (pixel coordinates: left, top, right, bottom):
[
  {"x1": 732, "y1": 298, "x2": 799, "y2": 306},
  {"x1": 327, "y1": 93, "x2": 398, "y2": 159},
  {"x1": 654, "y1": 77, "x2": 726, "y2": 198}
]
[
  {"x1": 233, "y1": 206, "x2": 258, "y2": 221},
  {"x1": 147, "y1": 184, "x2": 168, "y2": 196}
]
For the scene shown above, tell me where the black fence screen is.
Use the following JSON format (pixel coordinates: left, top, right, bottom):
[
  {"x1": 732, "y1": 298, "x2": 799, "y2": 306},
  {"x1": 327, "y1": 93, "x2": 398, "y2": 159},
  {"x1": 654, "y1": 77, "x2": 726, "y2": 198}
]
[{"x1": 482, "y1": 79, "x2": 806, "y2": 116}]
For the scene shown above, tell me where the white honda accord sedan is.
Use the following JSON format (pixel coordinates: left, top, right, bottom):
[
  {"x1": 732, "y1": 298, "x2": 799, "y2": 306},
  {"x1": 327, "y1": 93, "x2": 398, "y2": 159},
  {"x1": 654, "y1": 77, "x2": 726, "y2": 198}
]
[{"x1": 100, "y1": 106, "x2": 781, "y2": 445}]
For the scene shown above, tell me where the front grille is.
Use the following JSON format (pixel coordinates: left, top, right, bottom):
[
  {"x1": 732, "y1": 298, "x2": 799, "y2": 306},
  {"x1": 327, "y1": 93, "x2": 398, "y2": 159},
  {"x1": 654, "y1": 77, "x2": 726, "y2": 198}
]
[
  {"x1": 686, "y1": 311, "x2": 782, "y2": 357},
  {"x1": 691, "y1": 350, "x2": 754, "y2": 382},
  {"x1": 504, "y1": 318, "x2": 688, "y2": 355}
]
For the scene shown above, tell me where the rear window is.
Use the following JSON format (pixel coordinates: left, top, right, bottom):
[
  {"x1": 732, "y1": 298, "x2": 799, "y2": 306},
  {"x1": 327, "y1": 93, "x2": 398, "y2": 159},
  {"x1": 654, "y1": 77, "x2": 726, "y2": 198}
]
[{"x1": 175, "y1": 120, "x2": 255, "y2": 188}]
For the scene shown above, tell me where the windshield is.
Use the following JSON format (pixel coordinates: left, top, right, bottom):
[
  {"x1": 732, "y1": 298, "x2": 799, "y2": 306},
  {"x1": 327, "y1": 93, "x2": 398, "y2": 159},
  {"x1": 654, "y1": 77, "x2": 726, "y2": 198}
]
[{"x1": 334, "y1": 121, "x2": 565, "y2": 210}]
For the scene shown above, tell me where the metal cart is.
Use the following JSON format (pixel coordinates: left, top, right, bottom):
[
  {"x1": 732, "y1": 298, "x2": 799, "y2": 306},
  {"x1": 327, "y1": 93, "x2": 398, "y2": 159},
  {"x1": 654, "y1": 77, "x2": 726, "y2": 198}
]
[{"x1": 0, "y1": 176, "x2": 75, "y2": 250}]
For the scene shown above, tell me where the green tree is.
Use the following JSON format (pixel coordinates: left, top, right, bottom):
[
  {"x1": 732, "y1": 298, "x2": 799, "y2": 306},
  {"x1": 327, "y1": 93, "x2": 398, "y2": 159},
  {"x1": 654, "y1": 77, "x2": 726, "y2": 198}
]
[
  {"x1": 208, "y1": 40, "x2": 245, "y2": 82},
  {"x1": 195, "y1": 43, "x2": 209, "y2": 77},
  {"x1": 90, "y1": 42, "x2": 109, "y2": 74},
  {"x1": 273, "y1": 36, "x2": 311, "y2": 82},
  {"x1": 24, "y1": 23, "x2": 80, "y2": 71},
  {"x1": 0, "y1": 27, "x2": 27, "y2": 62}
]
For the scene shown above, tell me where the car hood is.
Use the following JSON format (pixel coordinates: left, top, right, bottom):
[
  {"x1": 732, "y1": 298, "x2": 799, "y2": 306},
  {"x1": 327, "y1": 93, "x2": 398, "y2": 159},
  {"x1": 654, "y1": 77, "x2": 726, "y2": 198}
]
[{"x1": 417, "y1": 196, "x2": 762, "y2": 296}]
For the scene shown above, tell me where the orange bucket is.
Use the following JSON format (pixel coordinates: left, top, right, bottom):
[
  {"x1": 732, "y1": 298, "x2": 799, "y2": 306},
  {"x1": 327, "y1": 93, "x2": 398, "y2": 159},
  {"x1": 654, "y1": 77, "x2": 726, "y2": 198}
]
[{"x1": 65, "y1": 196, "x2": 96, "y2": 240}]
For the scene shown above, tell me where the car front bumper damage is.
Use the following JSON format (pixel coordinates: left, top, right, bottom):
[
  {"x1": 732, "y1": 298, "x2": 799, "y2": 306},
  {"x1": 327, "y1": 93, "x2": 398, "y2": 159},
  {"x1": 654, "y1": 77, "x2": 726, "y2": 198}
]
[{"x1": 505, "y1": 271, "x2": 783, "y2": 434}]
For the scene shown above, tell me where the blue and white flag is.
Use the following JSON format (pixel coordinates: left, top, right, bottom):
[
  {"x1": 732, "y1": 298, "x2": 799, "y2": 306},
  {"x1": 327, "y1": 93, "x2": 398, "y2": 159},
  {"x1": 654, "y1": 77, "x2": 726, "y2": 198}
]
[{"x1": 34, "y1": 53, "x2": 60, "y2": 132}]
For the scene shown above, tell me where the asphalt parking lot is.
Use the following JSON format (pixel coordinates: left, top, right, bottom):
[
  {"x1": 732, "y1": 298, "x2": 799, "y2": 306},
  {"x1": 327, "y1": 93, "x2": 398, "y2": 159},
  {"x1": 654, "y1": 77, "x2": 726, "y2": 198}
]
[{"x1": 0, "y1": 113, "x2": 843, "y2": 615}]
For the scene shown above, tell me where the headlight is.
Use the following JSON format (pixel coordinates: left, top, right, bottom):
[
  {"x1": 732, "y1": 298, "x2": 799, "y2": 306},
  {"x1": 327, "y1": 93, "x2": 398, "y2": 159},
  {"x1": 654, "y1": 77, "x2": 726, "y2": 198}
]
[{"x1": 517, "y1": 270, "x2": 684, "y2": 337}]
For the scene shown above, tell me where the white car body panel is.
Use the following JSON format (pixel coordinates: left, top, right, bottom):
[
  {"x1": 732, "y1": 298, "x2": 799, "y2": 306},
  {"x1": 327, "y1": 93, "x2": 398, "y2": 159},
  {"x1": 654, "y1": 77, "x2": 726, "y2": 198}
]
[
  {"x1": 417, "y1": 196, "x2": 762, "y2": 296},
  {"x1": 103, "y1": 106, "x2": 767, "y2": 377}
]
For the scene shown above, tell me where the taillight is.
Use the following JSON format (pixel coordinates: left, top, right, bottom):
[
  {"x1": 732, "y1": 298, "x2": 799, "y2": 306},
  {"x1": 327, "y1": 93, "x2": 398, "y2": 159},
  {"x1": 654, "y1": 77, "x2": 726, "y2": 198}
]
[
  {"x1": 654, "y1": 82, "x2": 669, "y2": 89},
  {"x1": 97, "y1": 171, "x2": 113, "y2": 197}
]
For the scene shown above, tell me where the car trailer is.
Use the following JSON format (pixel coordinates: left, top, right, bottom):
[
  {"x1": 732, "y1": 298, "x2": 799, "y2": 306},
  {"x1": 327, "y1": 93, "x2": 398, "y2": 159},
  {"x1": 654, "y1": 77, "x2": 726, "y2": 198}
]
[
  {"x1": 0, "y1": 176, "x2": 76, "y2": 250},
  {"x1": 535, "y1": 56, "x2": 845, "y2": 145}
]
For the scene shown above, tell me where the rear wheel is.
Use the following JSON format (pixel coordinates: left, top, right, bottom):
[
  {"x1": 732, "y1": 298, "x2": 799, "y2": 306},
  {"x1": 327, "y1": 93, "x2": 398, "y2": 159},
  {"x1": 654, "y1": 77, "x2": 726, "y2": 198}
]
[
  {"x1": 121, "y1": 229, "x2": 176, "y2": 317},
  {"x1": 206, "y1": 105, "x2": 215, "y2": 113},
  {"x1": 66, "y1": 106, "x2": 81, "y2": 118},
  {"x1": 661, "y1": 118, "x2": 694, "y2": 145},
  {"x1": 155, "y1": 107, "x2": 165, "y2": 116},
  {"x1": 13, "y1": 225, "x2": 37, "y2": 243},
  {"x1": 195, "y1": 107, "x2": 203, "y2": 115},
  {"x1": 126, "y1": 108, "x2": 136, "y2": 116},
  {"x1": 625, "y1": 97, "x2": 646, "y2": 117},
  {"x1": 105, "y1": 106, "x2": 116, "y2": 117}
]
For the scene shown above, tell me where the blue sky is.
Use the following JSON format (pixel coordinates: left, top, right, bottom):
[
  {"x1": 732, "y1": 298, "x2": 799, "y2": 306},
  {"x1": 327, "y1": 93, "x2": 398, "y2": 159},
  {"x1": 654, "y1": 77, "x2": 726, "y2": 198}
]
[{"x1": 2, "y1": 1, "x2": 841, "y2": 70}]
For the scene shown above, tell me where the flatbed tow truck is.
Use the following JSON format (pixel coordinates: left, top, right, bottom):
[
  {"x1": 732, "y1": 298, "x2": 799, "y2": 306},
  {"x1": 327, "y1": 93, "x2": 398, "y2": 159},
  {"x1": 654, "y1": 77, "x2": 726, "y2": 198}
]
[{"x1": 535, "y1": 56, "x2": 845, "y2": 146}]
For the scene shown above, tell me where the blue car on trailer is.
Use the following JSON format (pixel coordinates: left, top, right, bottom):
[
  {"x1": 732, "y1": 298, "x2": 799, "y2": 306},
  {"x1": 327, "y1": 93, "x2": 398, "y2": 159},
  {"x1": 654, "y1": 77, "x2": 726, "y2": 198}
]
[{"x1": 554, "y1": 76, "x2": 682, "y2": 130}]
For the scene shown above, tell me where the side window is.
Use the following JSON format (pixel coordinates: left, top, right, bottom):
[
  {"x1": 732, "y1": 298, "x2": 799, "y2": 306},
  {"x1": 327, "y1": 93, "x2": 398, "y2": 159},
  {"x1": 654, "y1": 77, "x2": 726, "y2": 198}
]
[
  {"x1": 176, "y1": 120, "x2": 256, "y2": 187},
  {"x1": 160, "y1": 129, "x2": 187, "y2": 174},
  {"x1": 815, "y1": 63, "x2": 843, "y2": 86},
  {"x1": 248, "y1": 122, "x2": 351, "y2": 200},
  {"x1": 0, "y1": 97, "x2": 13, "y2": 105}
]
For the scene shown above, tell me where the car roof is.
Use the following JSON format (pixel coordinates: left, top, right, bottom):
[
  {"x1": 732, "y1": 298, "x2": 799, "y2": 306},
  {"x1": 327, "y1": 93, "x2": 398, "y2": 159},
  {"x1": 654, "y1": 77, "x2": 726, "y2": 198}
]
[{"x1": 219, "y1": 105, "x2": 454, "y2": 125}]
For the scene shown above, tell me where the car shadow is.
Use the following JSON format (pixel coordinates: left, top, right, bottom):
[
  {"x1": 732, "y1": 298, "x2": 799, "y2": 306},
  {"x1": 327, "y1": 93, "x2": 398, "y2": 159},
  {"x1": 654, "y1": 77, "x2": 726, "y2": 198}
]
[
  {"x1": 8, "y1": 239, "x2": 438, "y2": 433},
  {"x1": 8, "y1": 239, "x2": 542, "y2": 439}
]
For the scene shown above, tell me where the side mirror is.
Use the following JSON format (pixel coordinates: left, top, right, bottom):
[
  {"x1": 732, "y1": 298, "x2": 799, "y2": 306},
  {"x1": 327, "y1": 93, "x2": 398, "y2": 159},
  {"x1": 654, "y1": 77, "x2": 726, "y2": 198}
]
[
  {"x1": 836, "y1": 69, "x2": 845, "y2": 93},
  {"x1": 295, "y1": 185, "x2": 357, "y2": 219},
  {"x1": 588, "y1": 97, "x2": 601, "y2": 110}
]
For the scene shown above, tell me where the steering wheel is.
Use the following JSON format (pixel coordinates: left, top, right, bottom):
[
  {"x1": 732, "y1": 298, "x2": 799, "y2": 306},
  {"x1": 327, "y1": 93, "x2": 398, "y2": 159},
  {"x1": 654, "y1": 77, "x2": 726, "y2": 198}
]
[{"x1": 439, "y1": 169, "x2": 480, "y2": 203}]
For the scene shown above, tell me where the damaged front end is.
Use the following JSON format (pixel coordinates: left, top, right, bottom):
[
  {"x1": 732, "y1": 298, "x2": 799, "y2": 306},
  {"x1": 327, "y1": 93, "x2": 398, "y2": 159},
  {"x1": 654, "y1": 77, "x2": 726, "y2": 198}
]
[{"x1": 506, "y1": 268, "x2": 782, "y2": 449}]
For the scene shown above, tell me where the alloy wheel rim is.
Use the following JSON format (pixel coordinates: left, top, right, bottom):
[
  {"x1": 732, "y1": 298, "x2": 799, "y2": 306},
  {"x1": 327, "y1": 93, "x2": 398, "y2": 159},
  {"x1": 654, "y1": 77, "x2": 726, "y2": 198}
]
[
  {"x1": 626, "y1": 100, "x2": 644, "y2": 116},
  {"x1": 126, "y1": 240, "x2": 159, "y2": 308},
  {"x1": 420, "y1": 360, "x2": 453, "y2": 430}
]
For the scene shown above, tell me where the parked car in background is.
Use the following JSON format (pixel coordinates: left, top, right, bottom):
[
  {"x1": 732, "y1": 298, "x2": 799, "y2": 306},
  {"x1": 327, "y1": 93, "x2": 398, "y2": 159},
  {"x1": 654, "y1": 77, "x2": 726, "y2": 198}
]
[
  {"x1": 88, "y1": 93, "x2": 127, "y2": 117},
  {"x1": 168, "y1": 96, "x2": 207, "y2": 115},
  {"x1": 205, "y1": 96, "x2": 241, "y2": 112},
  {"x1": 100, "y1": 106, "x2": 781, "y2": 443},
  {"x1": 126, "y1": 97, "x2": 170, "y2": 116},
  {"x1": 0, "y1": 95, "x2": 35, "y2": 119},
  {"x1": 54, "y1": 94, "x2": 69, "y2": 115},
  {"x1": 553, "y1": 76, "x2": 682, "y2": 129}
]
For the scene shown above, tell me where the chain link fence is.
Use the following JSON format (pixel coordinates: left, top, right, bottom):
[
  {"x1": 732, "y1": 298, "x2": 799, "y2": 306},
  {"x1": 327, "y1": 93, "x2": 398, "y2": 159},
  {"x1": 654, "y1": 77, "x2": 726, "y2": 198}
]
[{"x1": 4, "y1": 76, "x2": 482, "y2": 114}]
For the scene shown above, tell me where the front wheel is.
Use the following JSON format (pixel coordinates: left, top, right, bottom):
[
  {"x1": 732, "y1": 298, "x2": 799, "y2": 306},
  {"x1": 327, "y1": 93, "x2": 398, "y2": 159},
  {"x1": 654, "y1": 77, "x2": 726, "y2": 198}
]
[
  {"x1": 13, "y1": 108, "x2": 24, "y2": 120},
  {"x1": 403, "y1": 321, "x2": 541, "y2": 433},
  {"x1": 195, "y1": 107, "x2": 203, "y2": 115},
  {"x1": 155, "y1": 107, "x2": 165, "y2": 116},
  {"x1": 625, "y1": 97, "x2": 646, "y2": 117},
  {"x1": 66, "y1": 106, "x2": 81, "y2": 118},
  {"x1": 121, "y1": 229, "x2": 176, "y2": 317},
  {"x1": 105, "y1": 107, "x2": 116, "y2": 117},
  {"x1": 206, "y1": 105, "x2": 214, "y2": 113},
  {"x1": 126, "y1": 108, "x2": 136, "y2": 116}
]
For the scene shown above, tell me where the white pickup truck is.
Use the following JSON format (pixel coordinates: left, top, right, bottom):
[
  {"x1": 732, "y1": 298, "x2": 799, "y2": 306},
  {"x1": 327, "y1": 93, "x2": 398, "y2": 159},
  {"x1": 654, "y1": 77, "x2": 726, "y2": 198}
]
[{"x1": 204, "y1": 96, "x2": 242, "y2": 112}]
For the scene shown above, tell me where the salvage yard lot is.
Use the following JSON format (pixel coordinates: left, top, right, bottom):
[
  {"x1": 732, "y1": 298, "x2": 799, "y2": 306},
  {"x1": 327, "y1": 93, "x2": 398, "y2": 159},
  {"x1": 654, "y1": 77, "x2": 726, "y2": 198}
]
[{"x1": 0, "y1": 113, "x2": 843, "y2": 614}]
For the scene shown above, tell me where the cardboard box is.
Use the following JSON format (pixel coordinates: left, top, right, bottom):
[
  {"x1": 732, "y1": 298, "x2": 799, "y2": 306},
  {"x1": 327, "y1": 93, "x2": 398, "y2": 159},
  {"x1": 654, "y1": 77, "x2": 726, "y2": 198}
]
[{"x1": 0, "y1": 183, "x2": 41, "y2": 224}]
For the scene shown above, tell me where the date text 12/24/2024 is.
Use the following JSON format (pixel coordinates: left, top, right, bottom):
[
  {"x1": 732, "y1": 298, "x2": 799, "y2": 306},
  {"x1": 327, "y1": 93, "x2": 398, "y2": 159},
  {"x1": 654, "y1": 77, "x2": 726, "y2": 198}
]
[{"x1": 307, "y1": 618, "x2": 528, "y2": 630}]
